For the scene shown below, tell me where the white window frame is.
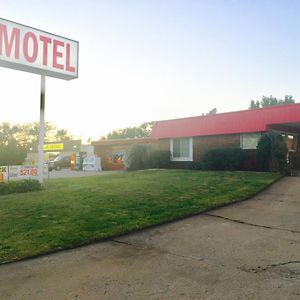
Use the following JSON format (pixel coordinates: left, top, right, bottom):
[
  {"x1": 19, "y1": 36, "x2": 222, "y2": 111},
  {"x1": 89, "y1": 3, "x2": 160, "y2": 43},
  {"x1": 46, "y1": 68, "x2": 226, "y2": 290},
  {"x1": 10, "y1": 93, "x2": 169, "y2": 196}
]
[
  {"x1": 170, "y1": 137, "x2": 193, "y2": 161},
  {"x1": 240, "y1": 133, "x2": 262, "y2": 150}
]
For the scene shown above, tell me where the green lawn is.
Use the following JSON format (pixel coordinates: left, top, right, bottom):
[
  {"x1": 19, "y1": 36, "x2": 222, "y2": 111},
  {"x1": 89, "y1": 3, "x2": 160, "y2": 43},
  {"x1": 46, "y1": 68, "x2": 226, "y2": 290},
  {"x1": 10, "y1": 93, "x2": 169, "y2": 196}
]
[{"x1": 0, "y1": 170, "x2": 281, "y2": 264}]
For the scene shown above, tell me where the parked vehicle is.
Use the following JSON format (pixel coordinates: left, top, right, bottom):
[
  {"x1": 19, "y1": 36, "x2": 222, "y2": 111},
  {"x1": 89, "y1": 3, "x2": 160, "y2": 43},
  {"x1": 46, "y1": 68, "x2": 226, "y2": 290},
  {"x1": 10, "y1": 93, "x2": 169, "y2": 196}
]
[{"x1": 48, "y1": 155, "x2": 71, "y2": 171}]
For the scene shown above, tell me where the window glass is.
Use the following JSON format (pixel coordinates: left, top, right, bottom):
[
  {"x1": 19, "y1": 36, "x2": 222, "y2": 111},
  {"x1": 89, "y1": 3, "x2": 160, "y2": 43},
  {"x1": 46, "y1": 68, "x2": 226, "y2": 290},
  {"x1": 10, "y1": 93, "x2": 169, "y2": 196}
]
[
  {"x1": 172, "y1": 138, "x2": 191, "y2": 158},
  {"x1": 173, "y1": 139, "x2": 181, "y2": 157},
  {"x1": 181, "y1": 138, "x2": 190, "y2": 157},
  {"x1": 241, "y1": 133, "x2": 261, "y2": 149}
]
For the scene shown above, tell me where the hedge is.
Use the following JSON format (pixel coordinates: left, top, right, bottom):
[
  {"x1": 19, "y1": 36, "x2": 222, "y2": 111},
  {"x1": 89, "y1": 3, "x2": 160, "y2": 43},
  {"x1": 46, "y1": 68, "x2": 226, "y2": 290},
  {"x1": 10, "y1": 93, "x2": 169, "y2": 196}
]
[
  {"x1": 201, "y1": 148, "x2": 245, "y2": 171},
  {"x1": 127, "y1": 144, "x2": 171, "y2": 170},
  {"x1": 0, "y1": 179, "x2": 42, "y2": 196}
]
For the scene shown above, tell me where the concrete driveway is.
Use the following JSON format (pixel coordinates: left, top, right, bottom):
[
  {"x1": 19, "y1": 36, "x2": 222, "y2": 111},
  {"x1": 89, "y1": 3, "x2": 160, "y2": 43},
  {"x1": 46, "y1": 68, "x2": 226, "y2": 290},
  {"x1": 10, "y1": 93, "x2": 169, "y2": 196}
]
[{"x1": 0, "y1": 177, "x2": 299, "y2": 300}]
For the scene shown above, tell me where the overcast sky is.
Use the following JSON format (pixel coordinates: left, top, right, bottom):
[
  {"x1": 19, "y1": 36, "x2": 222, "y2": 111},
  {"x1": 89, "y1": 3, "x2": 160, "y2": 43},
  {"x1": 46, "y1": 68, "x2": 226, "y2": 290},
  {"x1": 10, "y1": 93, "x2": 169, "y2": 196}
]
[{"x1": 1, "y1": 0, "x2": 300, "y2": 141}]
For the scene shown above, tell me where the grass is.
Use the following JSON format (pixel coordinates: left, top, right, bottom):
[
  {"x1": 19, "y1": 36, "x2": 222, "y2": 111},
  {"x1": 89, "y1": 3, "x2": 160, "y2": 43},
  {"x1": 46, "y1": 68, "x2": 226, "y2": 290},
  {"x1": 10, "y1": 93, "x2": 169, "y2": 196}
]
[{"x1": 0, "y1": 170, "x2": 281, "y2": 264}]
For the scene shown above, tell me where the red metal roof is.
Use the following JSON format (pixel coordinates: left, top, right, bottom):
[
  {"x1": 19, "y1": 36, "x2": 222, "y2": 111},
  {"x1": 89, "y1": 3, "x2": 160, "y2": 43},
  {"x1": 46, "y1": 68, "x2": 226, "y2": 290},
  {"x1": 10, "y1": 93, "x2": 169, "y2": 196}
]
[{"x1": 151, "y1": 103, "x2": 300, "y2": 139}]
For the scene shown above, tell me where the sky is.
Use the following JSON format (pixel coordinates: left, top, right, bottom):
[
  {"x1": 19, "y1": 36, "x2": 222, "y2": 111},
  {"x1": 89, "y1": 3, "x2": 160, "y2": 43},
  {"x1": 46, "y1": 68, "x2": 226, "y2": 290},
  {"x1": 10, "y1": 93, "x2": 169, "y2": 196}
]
[{"x1": 1, "y1": 0, "x2": 300, "y2": 141}]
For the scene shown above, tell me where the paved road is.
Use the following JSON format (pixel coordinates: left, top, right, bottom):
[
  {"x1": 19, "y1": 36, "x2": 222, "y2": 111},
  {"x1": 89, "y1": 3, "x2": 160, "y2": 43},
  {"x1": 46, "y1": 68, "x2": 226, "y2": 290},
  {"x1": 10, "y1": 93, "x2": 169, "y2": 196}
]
[
  {"x1": 45, "y1": 169, "x2": 122, "y2": 179},
  {"x1": 0, "y1": 177, "x2": 299, "y2": 300}
]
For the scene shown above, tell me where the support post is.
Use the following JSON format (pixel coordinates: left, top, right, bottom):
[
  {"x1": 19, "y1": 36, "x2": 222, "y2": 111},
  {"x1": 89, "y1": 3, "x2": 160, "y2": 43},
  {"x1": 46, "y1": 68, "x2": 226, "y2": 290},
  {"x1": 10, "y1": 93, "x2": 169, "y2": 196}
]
[{"x1": 38, "y1": 75, "x2": 46, "y2": 184}]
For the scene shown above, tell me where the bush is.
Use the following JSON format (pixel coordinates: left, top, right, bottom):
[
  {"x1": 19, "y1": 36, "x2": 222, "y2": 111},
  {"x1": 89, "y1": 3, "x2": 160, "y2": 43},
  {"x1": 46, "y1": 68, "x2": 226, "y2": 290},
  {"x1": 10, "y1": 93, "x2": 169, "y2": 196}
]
[
  {"x1": 127, "y1": 145, "x2": 170, "y2": 170},
  {"x1": 189, "y1": 161, "x2": 202, "y2": 170},
  {"x1": 146, "y1": 150, "x2": 171, "y2": 168},
  {"x1": 257, "y1": 132, "x2": 288, "y2": 174},
  {"x1": 127, "y1": 144, "x2": 148, "y2": 171},
  {"x1": 201, "y1": 148, "x2": 245, "y2": 171},
  {"x1": 0, "y1": 179, "x2": 42, "y2": 196}
]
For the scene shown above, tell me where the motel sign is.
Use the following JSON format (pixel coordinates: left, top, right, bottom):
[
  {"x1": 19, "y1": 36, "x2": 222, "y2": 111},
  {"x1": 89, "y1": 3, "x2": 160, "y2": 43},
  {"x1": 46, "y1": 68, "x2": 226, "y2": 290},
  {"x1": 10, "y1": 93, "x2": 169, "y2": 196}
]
[
  {"x1": 0, "y1": 18, "x2": 79, "y2": 183},
  {"x1": 0, "y1": 18, "x2": 78, "y2": 80}
]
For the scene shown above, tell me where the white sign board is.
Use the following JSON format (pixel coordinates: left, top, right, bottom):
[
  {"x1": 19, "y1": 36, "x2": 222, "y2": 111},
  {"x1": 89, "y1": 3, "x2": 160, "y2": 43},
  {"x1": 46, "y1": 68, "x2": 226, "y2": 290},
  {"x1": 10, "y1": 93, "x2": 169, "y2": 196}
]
[
  {"x1": 9, "y1": 165, "x2": 39, "y2": 180},
  {"x1": 0, "y1": 18, "x2": 78, "y2": 80},
  {"x1": 0, "y1": 165, "x2": 44, "y2": 182}
]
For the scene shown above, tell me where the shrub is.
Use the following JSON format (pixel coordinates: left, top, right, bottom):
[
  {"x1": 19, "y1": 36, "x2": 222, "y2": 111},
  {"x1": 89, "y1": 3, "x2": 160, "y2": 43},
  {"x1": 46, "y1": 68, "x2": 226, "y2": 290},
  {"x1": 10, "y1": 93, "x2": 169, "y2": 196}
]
[
  {"x1": 189, "y1": 161, "x2": 202, "y2": 170},
  {"x1": 146, "y1": 150, "x2": 171, "y2": 168},
  {"x1": 127, "y1": 145, "x2": 171, "y2": 170},
  {"x1": 127, "y1": 144, "x2": 148, "y2": 170},
  {"x1": 257, "y1": 132, "x2": 288, "y2": 174},
  {"x1": 201, "y1": 148, "x2": 245, "y2": 171},
  {"x1": 0, "y1": 179, "x2": 42, "y2": 196}
]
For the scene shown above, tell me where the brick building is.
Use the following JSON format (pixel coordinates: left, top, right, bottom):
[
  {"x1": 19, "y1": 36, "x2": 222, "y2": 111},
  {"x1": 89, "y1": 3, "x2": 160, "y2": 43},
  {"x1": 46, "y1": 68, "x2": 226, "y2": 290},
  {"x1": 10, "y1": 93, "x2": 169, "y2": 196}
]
[
  {"x1": 92, "y1": 138, "x2": 154, "y2": 170},
  {"x1": 151, "y1": 104, "x2": 300, "y2": 170}
]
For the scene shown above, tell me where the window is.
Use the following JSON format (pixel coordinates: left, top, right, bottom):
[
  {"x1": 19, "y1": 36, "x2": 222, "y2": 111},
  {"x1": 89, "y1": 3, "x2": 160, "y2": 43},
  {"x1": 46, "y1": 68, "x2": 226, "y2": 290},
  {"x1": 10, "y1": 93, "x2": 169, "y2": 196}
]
[
  {"x1": 240, "y1": 133, "x2": 261, "y2": 149},
  {"x1": 170, "y1": 137, "x2": 193, "y2": 161},
  {"x1": 286, "y1": 134, "x2": 297, "y2": 151}
]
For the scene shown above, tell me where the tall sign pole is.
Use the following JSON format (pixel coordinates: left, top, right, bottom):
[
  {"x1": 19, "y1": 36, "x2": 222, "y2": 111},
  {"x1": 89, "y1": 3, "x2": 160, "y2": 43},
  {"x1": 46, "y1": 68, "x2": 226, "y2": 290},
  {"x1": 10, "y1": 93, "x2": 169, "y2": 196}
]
[{"x1": 38, "y1": 75, "x2": 46, "y2": 184}]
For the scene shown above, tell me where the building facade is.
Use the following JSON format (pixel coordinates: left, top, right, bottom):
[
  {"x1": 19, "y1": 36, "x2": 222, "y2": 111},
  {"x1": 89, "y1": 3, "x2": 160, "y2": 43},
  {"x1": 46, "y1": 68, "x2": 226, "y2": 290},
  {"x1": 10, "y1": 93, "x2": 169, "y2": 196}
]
[
  {"x1": 26, "y1": 140, "x2": 94, "y2": 165},
  {"x1": 92, "y1": 138, "x2": 154, "y2": 170},
  {"x1": 151, "y1": 104, "x2": 300, "y2": 170}
]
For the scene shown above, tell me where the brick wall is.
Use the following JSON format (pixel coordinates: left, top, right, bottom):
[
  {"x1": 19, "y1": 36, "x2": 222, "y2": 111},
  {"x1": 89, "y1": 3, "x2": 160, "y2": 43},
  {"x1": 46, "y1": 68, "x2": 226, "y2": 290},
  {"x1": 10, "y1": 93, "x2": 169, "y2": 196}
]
[
  {"x1": 158, "y1": 134, "x2": 240, "y2": 161},
  {"x1": 156, "y1": 134, "x2": 257, "y2": 169},
  {"x1": 94, "y1": 145, "x2": 120, "y2": 170},
  {"x1": 93, "y1": 139, "x2": 155, "y2": 170},
  {"x1": 193, "y1": 134, "x2": 240, "y2": 161},
  {"x1": 157, "y1": 139, "x2": 170, "y2": 151}
]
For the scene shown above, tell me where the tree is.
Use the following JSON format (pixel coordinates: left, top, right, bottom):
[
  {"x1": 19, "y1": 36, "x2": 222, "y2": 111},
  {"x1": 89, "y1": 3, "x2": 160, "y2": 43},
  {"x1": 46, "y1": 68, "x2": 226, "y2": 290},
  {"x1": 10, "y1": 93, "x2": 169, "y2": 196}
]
[
  {"x1": 0, "y1": 122, "x2": 73, "y2": 165},
  {"x1": 55, "y1": 129, "x2": 72, "y2": 141},
  {"x1": 249, "y1": 100, "x2": 260, "y2": 109},
  {"x1": 0, "y1": 142, "x2": 26, "y2": 165},
  {"x1": 256, "y1": 132, "x2": 288, "y2": 174},
  {"x1": 0, "y1": 123, "x2": 26, "y2": 165},
  {"x1": 0, "y1": 123, "x2": 19, "y2": 146},
  {"x1": 15, "y1": 122, "x2": 55, "y2": 146},
  {"x1": 5, "y1": 122, "x2": 73, "y2": 145},
  {"x1": 249, "y1": 95, "x2": 295, "y2": 109},
  {"x1": 106, "y1": 121, "x2": 154, "y2": 140},
  {"x1": 282, "y1": 95, "x2": 295, "y2": 104}
]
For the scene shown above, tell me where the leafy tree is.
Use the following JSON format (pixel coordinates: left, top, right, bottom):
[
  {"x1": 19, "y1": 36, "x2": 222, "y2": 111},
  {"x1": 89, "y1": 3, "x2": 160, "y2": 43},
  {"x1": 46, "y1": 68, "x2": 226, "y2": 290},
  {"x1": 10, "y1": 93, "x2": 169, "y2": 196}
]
[
  {"x1": 0, "y1": 123, "x2": 26, "y2": 165},
  {"x1": 55, "y1": 129, "x2": 72, "y2": 141},
  {"x1": 0, "y1": 142, "x2": 26, "y2": 165},
  {"x1": 283, "y1": 95, "x2": 295, "y2": 104},
  {"x1": 0, "y1": 123, "x2": 19, "y2": 146},
  {"x1": 249, "y1": 95, "x2": 295, "y2": 109},
  {"x1": 256, "y1": 132, "x2": 288, "y2": 174},
  {"x1": 106, "y1": 121, "x2": 154, "y2": 140},
  {"x1": 250, "y1": 100, "x2": 261, "y2": 109},
  {"x1": 0, "y1": 122, "x2": 73, "y2": 165},
  {"x1": 15, "y1": 122, "x2": 56, "y2": 146},
  {"x1": 1, "y1": 122, "x2": 73, "y2": 146}
]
